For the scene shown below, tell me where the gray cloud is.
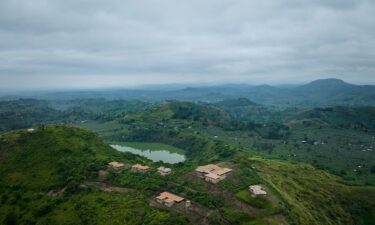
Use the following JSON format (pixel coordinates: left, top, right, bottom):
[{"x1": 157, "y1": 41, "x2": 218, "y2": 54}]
[{"x1": 0, "y1": 0, "x2": 375, "y2": 90}]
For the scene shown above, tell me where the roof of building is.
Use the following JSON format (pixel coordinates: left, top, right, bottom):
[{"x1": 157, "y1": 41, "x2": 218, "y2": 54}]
[
  {"x1": 205, "y1": 172, "x2": 221, "y2": 180},
  {"x1": 156, "y1": 192, "x2": 185, "y2": 202},
  {"x1": 157, "y1": 166, "x2": 172, "y2": 172},
  {"x1": 132, "y1": 164, "x2": 149, "y2": 170},
  {"x1": 196, "y1": 164, "x2": 232, "y2": 176},
  {"x1": 249, "y1": 185, "x2": 267, "y2": 195},
  {"x1": 108, "y1": 161, "x2": 125, "y2": 168}
]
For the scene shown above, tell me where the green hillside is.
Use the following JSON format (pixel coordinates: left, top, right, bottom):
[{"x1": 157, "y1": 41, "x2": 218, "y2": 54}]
[
  {"x1": 122, "y1": 101, "x2": 229, "y2": 126},
  {"x1": 250, "y1": 157, "x2": 375, "y2": 225},
  {"x1": 286, "y1": 106, "x2": 375, "y2": 132},
  {"x1": 0, "y1": 126, "x2": 187, "y2": 225}
]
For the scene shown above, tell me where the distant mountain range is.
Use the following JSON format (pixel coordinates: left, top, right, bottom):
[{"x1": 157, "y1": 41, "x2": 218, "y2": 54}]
[{"x1": 3, "y1": 78, "x2": 375, "y2": 106}]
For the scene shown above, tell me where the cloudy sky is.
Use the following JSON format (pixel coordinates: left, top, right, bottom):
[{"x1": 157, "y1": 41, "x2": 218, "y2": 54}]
[{"x1": 1, "y1": 0, "x2": 375, "y2": 90}]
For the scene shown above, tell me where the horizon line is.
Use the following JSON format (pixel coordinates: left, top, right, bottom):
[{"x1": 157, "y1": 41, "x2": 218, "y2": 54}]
[{"x1": 1, "y1": 78, "x2": 375, "y2": 95}]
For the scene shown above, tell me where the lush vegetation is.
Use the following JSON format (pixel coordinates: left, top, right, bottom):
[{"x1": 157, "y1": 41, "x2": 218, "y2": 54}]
[
  {"x1": 0, "y1": 126, "x2": 189, "y2": 225},
  {"x1": 0, "y1": 99, "x2": 64, "y2": 131},
  {"x1": 0, "y1": 98, "x2": 151, "y2": 131},
  {"x1": 1, "y1": 89, "x2": 375, "y2": 224}
]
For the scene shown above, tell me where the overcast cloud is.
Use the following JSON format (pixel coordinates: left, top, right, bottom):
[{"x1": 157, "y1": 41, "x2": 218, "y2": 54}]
[{"x1": 0, "y1": 0, "x2": 375, "y2": 90}]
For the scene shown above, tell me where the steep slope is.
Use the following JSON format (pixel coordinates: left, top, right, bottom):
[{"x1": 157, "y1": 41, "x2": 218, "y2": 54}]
[{"x1": 250, "y1": 157, "x2": 375, "y2": 225}]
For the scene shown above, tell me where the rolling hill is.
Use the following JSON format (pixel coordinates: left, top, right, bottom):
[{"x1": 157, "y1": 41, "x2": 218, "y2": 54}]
[{"x1": 4, "y1": 78, "x2": 375, "y2": 107}]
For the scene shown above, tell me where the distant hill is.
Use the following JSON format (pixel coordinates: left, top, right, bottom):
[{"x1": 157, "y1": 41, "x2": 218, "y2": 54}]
[
  {"x1": 123, "y1": 101, "x2": 230, "y2": 126},
  {"x1": 286, "y1": 106, "x2": 375, "y2": 132},
  {"x1": 0, "y1": 99, "x2": 65, "y2": 131},
  {"x1": 3, "y1": 78, "x2": 375, "y2": 106},
  {"x1": 291, "y1": 79, "x2": 375, "y2": 106},
  {"x1": 214, "y1": 98, "x2": 285, "y2": 123},
  {"x1": 215, "y1": 98, "x2": 257, "y2": 108},
  {"x1": 296, "y1": 78, "x2": 352, "y2": 92}
]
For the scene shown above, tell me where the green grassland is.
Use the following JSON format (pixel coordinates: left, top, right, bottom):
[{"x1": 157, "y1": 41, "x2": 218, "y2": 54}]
[
  {"x1": 249, "y1": 157, "x2": 375, "y2": 225},
  {"x1": 235, "y1": 190, "x2": 272, "y2": 209}
]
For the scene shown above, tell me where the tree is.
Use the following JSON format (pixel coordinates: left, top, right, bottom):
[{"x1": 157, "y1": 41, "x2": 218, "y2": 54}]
[
  {"x1": 371, "y1": 165, "x2": 375, "y2": 174},
  {"x1": 3, "y1": 211, "x2": 17, "y2": 225}
]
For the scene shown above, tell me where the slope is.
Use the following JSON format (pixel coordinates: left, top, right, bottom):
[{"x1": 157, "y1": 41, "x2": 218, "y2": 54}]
[
  {"x1": 249, "y1": 157, "x2": 375, "y2": 225},
  {"x1": 0, "y1": 126, "x2": 189, "y2": 225}
]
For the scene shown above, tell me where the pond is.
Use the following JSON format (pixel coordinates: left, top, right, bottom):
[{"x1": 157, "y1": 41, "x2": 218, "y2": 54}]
[{"x1": 110, "y1": 142, "x2": 186, "y2": 164}]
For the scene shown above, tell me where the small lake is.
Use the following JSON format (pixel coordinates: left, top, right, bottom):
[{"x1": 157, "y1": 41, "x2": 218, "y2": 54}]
[{"x1": 111, "y1": 143, "x2": 186, "y2": 164}]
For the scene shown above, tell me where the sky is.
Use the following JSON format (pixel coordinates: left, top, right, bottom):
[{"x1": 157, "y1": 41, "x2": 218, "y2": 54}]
[{"x1": 0, "y1": 0, "x2": 375, "y2": 90}]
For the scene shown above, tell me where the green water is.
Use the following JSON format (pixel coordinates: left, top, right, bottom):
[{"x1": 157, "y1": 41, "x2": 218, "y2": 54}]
[{"x1": 111, "y1": 142, "x2": 185, "y2": 164}]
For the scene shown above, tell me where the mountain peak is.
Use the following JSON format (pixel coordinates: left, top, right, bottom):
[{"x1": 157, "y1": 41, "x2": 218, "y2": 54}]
[
  {"x1": 298, "y1": 78, "x2": 353, "y2": 90},
  {"x1": 308, "y1": 78, "x2": 347, "y2": 85}
]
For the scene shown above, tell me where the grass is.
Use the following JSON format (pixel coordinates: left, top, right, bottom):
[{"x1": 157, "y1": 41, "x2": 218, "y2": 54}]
[
  {"x1": 235, "y1": 190, "x2": 271, "y2": 209},
  {"x1": 249, "y1": 157, "x2": 375, "y2": 225}
]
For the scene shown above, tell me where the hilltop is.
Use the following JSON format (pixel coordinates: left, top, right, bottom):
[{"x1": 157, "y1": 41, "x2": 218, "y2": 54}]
[{"x1": 0, "y1": 125, "x2": 141, "y2": 190}]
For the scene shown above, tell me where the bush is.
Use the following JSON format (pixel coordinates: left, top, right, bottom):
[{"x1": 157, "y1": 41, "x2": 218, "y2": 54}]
[
  {"x1": 3, "y1": 211, "x2": 18, "y2": 225},
  {"x1": 33, "y1": 202, "x2": 53, "y2": 217}
]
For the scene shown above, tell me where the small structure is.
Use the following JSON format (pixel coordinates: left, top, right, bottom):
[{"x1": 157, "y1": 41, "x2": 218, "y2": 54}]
[
  {"x1": 156, "y1": 191, "x2": 185, "y2": 207},
  {"x1": 157, "y1": 166, "x2": 172, "y2": 176},
  {"x1": 195, "y1": 164, "x2": 232, "y2": 184},
  {"x1": 108, "y1": 161, "x2": 126, "y2": 170},
  {"x1": 249, "y1": 185, "x2": 267, "y2": 197},
  {"x1": 131, "y1": 164, "x2": 150, "y2": 173},
  {"x1": 204, "y1": 172, "x2": 223, "y2": 184},
  {"x1": 27, "y1": 128, "x2": 35, "y2": 132}
]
